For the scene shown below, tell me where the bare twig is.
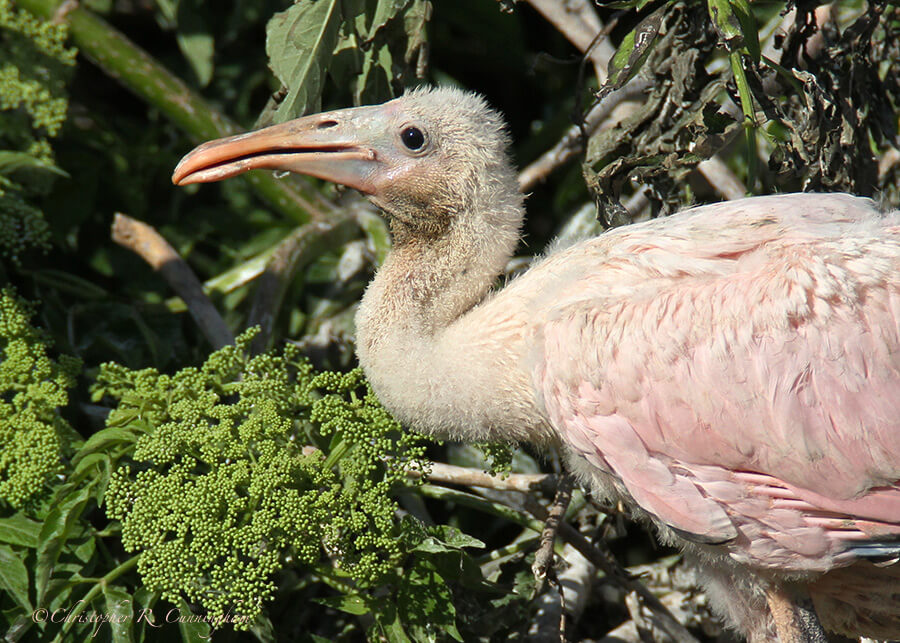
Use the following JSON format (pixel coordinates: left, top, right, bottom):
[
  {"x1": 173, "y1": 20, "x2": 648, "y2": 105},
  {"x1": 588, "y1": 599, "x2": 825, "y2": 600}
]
[
  {"x1": 599, "y1": 587, "x2": 709, "y2": 643},
  {"x1": 524, "y1": 0, "x2": 614, "y2": 83},
  {"x1": 528, "y1": 575, "x2": 568, "y2": 643},
  {"x1": 557, "y1": 521, "x2": 699, "y2": 643},
  {"x1": 696, "y1": 156, "x2": 747, "y2": 201},
  {"x1": 558, "y1": 544, "x2": 596, "y2": 623},
  {"x1": 247, "y1": 215, "x2": 358, "y2": 354},
  {"x1": 529, "y1": 542, "x2": 598, "y2": 642},
  {"x1": 522, "y1": 0, "x2": 754, "y2": 204},
  {"x1": 878, "y1": 147, "x2": 900, "y2": 181},
  {"x1": 518, "y1": 0, "x2": 650, "y2": 195},
  {"x1": 417, "y1": 484, "x2": 548, "y2": 535},
  {"x1": 51, "y1": 0, "x2": 77, "y2": 23},
  {"x1": 521, "y1": 493, "x2": 700, "y2": 643},
  {"x1": 410, "y1": 461, "x2": 557, "y2": 495},
  {"x1": 418, "y1": 460, "x2": 697, "y2": 643},
  {"x1": 626, "y1": 591, "x2": 657, "y2": 643},
  {"x1": 533, "y1": 474, "x2": 575, "y2": 587},
  {"x1": 518, "y1": 79, "x2": 653, "y2": 193},
  {"x1": 418, "y1": 462, "x2": 698, "y2": 643},
  {"x1": 111, "y1": 213, "x2": 234, "y2": 350},
  {"x1": 625, "y1": 186, "x2": 652, "y2": 221},
  {"x1": 529, "y1": 475, "x2": 576, "y2": 643}
]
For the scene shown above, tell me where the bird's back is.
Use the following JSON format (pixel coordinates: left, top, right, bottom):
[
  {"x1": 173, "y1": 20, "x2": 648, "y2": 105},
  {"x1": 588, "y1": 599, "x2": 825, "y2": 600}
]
[{"x1": 499, "y1": 193, "x2": 900, "y2": 569}]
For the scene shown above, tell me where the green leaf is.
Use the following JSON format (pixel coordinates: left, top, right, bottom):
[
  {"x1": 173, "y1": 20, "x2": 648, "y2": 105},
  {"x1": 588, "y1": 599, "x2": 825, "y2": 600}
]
[
  {"x1": 3, "y1": 615, "x2": 34, "y2": 642},
  {"x1": 72, "y1": 452, "x2": 111, "y2": 486},
  {"x1": 132, "y1": 587, "x2": 160, "y2": 641},
  {"x1": 266, "y1": 0, "x2": 343, "y2": 122},
  {"x1": 599, "y1": 4, "x2": 665, "y2": 100},
  {"x1": 707, "y1": 0, "x2": 760, "y2": 60},
  {"x1": 0, "y1": 544, "x2": 32, "y2": 612},
  {"x1": 315, "y1": 593, "x2": 371, "y2": 615},
  {"x1": 72, "y1": 532, "x2": 98, "y2": 563},
  {"x1": 103, "y1": 584, "x2": 135, "y2": 643},
  {"x1": 43, "y1": 577, "x2": 84, "y2": 612},
  {"x1": 35, "y1": 482, "x2": 95, "y2": 605},
  {"x1": 415, "y1": 525, "x2": 485, "y2": 553},
  {"x1": 402, "y1": 0, "x2": 430, "y2": 65},
  {"x1": 366, "y1": 0, "x2": 408, "y2": 37},
  {"x1": 355, "y1": 43, "x2": 393, "y2": 105},
  {"x1": 358, "y1": 208, "x2": 391, "y2": 266},
  {"x1": 730, "y1": 51, "x2": 758, "y2": 187},
  {"x1": 399, "y1": 558, "x2": 461, "y2": 642},
  {"x1": 0, "y1": 513, "x2": 42, "y2": 548},
  {"x1": 599, "y1": 0, "x2": 656, "y2": 8},
  {"x1": 175, "y1": 0, "x2": 215, "y2": 86},
  {"x1": 0, "y1": 151, "x2": 68, "y2": 177},
  {"x1": 74, "y1": 427, "x2": 140, "y2": 463},
  {"x1": 175, "y1": 599, "x2": 211, "y2": 641},
  {"x1": 24, "y1": 269, "x2": 110, "y2": 300},
  {"x1": 376, "y1": 602, "x2": 412, "y2": 643}
]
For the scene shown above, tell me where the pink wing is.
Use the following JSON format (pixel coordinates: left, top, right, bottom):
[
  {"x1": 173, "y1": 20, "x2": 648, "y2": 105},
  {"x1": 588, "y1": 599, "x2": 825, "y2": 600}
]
[{"x1": 533, "y1": 194, "x2": 900, "y2": 570}]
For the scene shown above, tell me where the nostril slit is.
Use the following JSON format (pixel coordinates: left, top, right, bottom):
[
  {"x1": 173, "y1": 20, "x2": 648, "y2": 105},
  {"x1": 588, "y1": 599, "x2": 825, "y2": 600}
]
[{"x1": 317, "y1": 120, "x2": 338, "y2": 129}]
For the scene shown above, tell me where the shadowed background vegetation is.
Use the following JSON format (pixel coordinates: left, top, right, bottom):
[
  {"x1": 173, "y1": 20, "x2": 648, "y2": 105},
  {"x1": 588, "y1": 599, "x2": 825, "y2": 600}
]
[{"x1": 1, "y1": 0, "x2": 898, "y2": 641}]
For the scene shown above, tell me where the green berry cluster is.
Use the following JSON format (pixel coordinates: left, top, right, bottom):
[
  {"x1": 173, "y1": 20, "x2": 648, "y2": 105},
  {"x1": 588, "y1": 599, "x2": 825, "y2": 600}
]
[
  {"x1": 99, "y1": 328, "x2": 428, "y2": 630},
  {"x1": 0, "y1": 288, "x2": 80, "y2": 509},
  {"x1": 0, "y1": 0, "x2": 76, "y2": 262},
  {"x1": 474, "y1": 441, "x2": 514, "y2": 478},
  {"x1": 0, "y1": 0, "x2": 74, "y2": 140}
]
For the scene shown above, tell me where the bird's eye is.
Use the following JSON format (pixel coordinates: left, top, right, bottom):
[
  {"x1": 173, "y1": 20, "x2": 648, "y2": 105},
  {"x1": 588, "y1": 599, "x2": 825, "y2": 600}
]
[{"x1": 401, "y1": 126, "x2": 426, "y2": 151}]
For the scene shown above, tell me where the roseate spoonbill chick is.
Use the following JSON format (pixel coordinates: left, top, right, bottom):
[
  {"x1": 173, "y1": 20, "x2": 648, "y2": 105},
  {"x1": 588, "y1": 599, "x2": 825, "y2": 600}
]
[{"x1": 173, "y1": 87, "x2": 900, "y2": 642}]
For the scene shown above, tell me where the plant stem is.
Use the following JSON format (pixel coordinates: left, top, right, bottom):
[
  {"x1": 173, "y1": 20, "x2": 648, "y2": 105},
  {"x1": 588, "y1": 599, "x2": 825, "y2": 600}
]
[
  {"x1": 17, "y1": 0, "x2": 334, "y2": 226},
  {"x1": 730, "y1": 51, "x2": 758, "y2": 190},
  {"x1": 61, "y1": 554, "x2": 141, "y2": 635},
  {"x1": 418, "y1": 484, "x2": 547, "y2": 535},
  {"x1": 324, "y1": 437, "x2": 353, "y2": 470},
  {"x1": 112, "y1": 213, "x2": 235, "y2": 349},
  {"x1": 474, "y1": 532, "x2": 539, "y2": 565}
]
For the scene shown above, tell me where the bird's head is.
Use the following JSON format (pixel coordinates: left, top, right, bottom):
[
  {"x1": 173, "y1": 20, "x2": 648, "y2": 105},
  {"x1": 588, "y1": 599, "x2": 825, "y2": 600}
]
[{"x1": 173, "y1": 87, "x2": 518, "y2": 241}]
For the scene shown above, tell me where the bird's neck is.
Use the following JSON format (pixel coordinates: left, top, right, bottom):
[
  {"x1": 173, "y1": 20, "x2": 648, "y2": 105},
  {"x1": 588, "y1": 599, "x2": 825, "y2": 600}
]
[
  {"x1": 353, "y1": 175, "x2": 543, "y2": 442},
  {"x1": 358, "y1": 171, "x2": 523, "y2": 339}
]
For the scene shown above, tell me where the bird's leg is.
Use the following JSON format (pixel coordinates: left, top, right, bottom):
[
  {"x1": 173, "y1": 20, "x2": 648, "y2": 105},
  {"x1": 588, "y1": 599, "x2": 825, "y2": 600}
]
[{"x1": 764, "y1": 584, "x2": 829, "y2": 643}]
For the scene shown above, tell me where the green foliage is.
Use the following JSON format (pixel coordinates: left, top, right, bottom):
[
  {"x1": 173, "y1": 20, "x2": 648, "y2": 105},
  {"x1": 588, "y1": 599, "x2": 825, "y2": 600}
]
[
  {"x1": 0, "y1": 288, "x2": 79, "y2": 510},
  {"x1": 0, "y1": 0, "x2": 896, "y2": 640},
  {"x1": 587, "y1": 1, "x2": 900, "y2": 220},
  {"x1": 0, "y1": 0, "x2": 75, "y2": 262},
  {"x1": 261, "y1": 0, "x2": 430, "y2": 125},
  {"x1": 474, "y1": 441, "x2": 514, "y2": 478},
  {"x1": 99, "y1": 328, "x2": 429, "y2": 629},
  {"x1": 706, "y1": 0, "x2": 760, "y2": 60}
]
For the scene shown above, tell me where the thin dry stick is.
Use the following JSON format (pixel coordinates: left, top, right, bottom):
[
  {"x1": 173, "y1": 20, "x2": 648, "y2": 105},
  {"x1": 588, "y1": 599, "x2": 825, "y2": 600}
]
[
  {"x1": 524, "y1": 0, "x2": 748, "y2": 202},
  {"x1": 533, "y1": 474, "x2": 575, "y2": 586},
  {"x1": 558, "y1": 522, "x2": 699, "y2": 643},
  {"x1": 599, "y1": 592, "x2": 693, "y2": 643},
  {"x1": 520, "y1": 494, "x2": 699, "y2": 643},
  {"x1": 531, "y1": 475, "x2": 575, "y2": 643},
  {"x1": 111, "y1": 213, "x2": 234, "y2": 350},
  {"x1": 409, "y1": 461, "x2": 557, "y2": 495},
  {"x1": 518, "y1": 79, "x2": 653, "y2": 193},
  {"x1": 625, "y1": 590, "x2": 656, "y2": 643},
  {"x1": 416, "y1": 460, "x2": 697, "y2": 643},
  {"x1": 696, "y1": 156, "x2": 747, "y2": 201},
  {"x1": 524, "y1": 0, "x2": 614, "y2": 83}
]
